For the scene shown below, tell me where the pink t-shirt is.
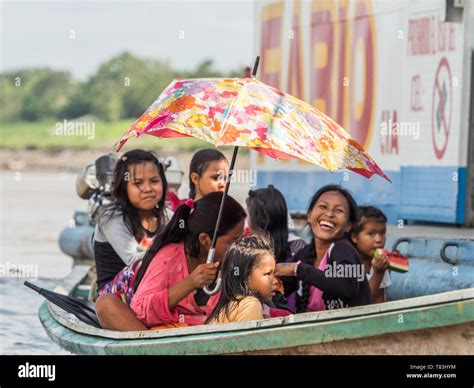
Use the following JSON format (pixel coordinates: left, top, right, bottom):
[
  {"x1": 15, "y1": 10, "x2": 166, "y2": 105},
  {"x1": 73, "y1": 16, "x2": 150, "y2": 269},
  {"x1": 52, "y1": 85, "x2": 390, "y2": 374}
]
[
  {"x1": 131, "y1": 242, "x2": 220, "y2": 327},
  {"x1": 306, "y1": 250, "x2": 329, "y2": 312}
]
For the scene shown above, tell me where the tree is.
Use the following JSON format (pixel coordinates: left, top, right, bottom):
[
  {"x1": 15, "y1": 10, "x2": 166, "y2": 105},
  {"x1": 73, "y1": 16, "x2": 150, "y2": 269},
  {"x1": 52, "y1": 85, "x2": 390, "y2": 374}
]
[
  {"x1": 0, "y1": 68, "x2": 75, "y2": 121},
  {"x1": 0, "y1": 53, "x2": 247, "y2": 122},
  {"x1": 78, "y1": 52, "x2": 175, "y2": 121}
]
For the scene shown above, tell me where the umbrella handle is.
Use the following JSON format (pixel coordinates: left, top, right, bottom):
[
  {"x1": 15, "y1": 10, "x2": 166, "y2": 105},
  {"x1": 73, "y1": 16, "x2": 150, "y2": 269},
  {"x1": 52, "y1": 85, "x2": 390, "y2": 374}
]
[
  {"x1": 203, "y1": 276, "x2": 222, "y2": 296},
  {"x1": 203, "y1": 248, "x2": 222, "y2": 296}
]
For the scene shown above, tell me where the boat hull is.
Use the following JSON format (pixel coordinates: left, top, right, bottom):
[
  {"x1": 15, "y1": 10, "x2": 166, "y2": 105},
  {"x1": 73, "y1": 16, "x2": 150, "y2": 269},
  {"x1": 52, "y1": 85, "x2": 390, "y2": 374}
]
[
  {"x1": 39, "y1": 298, "x2": 474, "y2": 355},
  {"x1": 242, "y1": 322, "x2": 474, "y2": 355},
  {"x1": 38, "y1": 265, "x2": 474, "y2": 355}
]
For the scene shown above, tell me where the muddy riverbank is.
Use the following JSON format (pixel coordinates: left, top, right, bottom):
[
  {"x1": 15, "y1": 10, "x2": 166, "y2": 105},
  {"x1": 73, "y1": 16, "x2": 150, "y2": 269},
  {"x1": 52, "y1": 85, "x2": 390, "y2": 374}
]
[{"x1": 0, "y1": 148, "x2": 250, "y2": 174}]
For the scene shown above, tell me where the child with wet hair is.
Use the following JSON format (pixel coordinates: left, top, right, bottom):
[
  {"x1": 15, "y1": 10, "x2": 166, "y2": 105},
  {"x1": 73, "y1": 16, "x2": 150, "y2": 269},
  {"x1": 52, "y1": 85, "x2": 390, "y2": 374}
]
[{"x1": 206, "y1": 233, "x2": 279, "y2": 324}]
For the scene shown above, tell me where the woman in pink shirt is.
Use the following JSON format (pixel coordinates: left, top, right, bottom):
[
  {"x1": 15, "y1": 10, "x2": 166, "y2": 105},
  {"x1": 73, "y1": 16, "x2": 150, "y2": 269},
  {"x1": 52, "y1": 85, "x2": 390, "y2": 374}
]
[{"x1": 131, "y1": 192, "x2": 246, "y2": 327}]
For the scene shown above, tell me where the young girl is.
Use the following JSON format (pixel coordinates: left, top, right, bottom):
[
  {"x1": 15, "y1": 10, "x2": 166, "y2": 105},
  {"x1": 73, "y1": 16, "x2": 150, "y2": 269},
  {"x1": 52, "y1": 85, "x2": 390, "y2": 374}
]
[
  {"x1": 206, "y1": 234, "x2": 278, "y2": 324},
  {"x1": 165, "y1": 148, "x2": 229, "y2": 212},
  {"x1": 188, "y1": 148, "x2": 229, "y2": 200},
  {"x1": 94, "y1": 149, "x2": 171, "y2": 295},
  {"x1": 351, "y1": 206, "x2": 391, "y2": 303},
  {"x1": 130, "y1": 192, "x2": 246, "y2": 328},
  {"x1": 275, "y1": 185, "x2": 371, "y2": 312},
  {"x1": 246, "y1": 185, "x2": 305, "y2": 312}
]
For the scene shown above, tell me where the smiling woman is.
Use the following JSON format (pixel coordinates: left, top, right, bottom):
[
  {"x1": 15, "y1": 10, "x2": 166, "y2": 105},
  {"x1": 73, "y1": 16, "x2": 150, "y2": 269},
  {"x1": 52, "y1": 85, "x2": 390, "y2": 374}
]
[{"x1": 275, "y1": 185, "x2": 371, "y2": 312}]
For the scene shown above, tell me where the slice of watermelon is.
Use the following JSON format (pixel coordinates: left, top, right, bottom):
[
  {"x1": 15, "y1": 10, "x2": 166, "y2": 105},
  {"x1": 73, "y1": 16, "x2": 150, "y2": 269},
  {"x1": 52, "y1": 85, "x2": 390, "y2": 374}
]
[
  {"x1": 374, "y1": 248, "x2": 409, "y2": 272},
  {"x1": 388, "y1": 253, "x2": 409, "y2": 273}
]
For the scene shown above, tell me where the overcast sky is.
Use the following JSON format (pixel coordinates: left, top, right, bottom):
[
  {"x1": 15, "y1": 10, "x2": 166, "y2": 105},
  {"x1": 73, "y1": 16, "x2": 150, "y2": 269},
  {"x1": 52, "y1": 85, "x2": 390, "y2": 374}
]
[{"x1": 0, "y1": 0, "x2": 257, "y2": 79}]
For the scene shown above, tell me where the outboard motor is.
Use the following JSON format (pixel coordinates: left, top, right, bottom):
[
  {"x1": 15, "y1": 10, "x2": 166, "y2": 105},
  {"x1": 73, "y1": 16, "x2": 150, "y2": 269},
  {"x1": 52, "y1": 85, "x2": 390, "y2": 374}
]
[
  {"x1": 59, "y1": 154, "x2": 117, "y2": 263},
  {"x1": 95, "y1": 154, "x2": 115, "y2": 196}
]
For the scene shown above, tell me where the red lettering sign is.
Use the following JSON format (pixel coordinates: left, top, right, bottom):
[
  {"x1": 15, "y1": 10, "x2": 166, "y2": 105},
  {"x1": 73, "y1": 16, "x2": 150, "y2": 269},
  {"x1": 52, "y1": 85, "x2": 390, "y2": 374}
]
[
  {"x1": 260, "y1": 4, "x2": 284, "y2": 87},
  {"x1": 310, "y1": 2, "x2": 335, "y2": 116},
  {"x1": 287, "y1": 2, "x2": 304, "y2": 99},
  {"x1": 349, "y1": 0, "x2": 375, "y2": 147},
  {"x1": 410, "y1": 75, "x2": 423, "y2": 112},
  {"x1": 380, "y1": 110, "x2": 399, "y2": 155}
]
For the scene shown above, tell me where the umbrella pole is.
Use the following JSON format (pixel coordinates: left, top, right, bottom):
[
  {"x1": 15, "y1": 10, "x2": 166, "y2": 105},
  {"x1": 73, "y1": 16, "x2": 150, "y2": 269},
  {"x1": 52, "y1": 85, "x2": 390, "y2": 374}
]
[
  {"x1": 208, "y1": 145, "x2": 239, "y2": 254},
  {"x1": 203, "y1": 56, "x2": 260, "y2": 295},
  {"x1": 203, "y1": 146, "x2": 239, "y2": 295},
  {"x1": 207, "y1": 55, "x2": 259, "y2": 255},
  {"x1": 251, "y1": 56, "x2": 260, "y2": 77}
]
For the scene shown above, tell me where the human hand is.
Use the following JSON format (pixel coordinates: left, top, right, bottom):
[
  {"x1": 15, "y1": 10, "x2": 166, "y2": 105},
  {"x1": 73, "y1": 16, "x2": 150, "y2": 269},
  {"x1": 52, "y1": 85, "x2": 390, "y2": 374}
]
[
  {"x1": 274, "y1": 263, "x2": 297, "y2": 278},
  {"x1": 189, "y1": 262, "x2": 219, "y2": 289},
  {"x1": 372, "y1": 254, "x2": 389, "y2": 273}
]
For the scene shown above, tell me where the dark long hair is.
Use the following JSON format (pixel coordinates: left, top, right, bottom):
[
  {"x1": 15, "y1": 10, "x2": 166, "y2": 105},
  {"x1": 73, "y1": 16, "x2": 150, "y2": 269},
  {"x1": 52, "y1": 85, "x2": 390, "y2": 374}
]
[
  {"x1": 188, "y1": 148, "x2": 228, "y2": 199},
  {"x1": 133, "y1": 192, "x2": 246, "y2": 291},
  {"x1": 100, "y1": 149, "x2": 168, "y2": 242},
  {"x1": 295, "y1": 184, "x2": 358, "y2": 313},
  {"x1": 246, "y1": 185, "x2": 291, "y2": 263},
  {"x1": 206, "y1": 233, "x2": 274, "y2": 324}
]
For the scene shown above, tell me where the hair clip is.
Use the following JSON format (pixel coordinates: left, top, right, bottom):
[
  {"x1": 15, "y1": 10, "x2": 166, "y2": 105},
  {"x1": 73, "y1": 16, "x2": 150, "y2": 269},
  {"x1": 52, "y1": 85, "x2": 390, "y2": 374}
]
[
  {"x1": 184, "y1": 198, "x2": 195, "y2": 209},
  {"x1": 121, "y1": 156, "x2": 128, "y2": 162}
]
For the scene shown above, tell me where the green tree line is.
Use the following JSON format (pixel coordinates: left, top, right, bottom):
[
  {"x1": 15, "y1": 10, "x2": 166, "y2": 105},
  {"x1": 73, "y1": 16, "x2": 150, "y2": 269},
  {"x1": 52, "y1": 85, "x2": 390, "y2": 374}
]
[{"x1": 0, "y1": 52, "x2": 245, "y2": 122}]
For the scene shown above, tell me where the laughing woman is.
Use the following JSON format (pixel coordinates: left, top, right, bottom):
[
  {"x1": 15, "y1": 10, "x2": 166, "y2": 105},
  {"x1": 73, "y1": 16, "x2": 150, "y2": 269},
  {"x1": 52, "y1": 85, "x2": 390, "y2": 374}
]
[{"x1": 275, "y1": 185, "x2": 371, "y2": 312}]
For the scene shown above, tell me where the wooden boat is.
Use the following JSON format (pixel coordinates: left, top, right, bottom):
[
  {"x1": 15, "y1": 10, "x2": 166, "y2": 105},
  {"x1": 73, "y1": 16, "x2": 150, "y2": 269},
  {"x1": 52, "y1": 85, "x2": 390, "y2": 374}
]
[{"x1": 39, "y1": 265, "x2": 474, "y2": 355}]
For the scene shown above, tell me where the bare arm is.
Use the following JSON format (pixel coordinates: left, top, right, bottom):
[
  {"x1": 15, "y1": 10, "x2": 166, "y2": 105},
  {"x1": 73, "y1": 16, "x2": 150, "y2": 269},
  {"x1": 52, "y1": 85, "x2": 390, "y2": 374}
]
[
  {"x1": 370, "y1": 256, "x2": 390, "y2": 303},
  {"x1": 369, "y1": 272, "x2": 386, "y2": 303},
  {"x1": 168, "y1": 262, "x2": 219, "y2": 310}
]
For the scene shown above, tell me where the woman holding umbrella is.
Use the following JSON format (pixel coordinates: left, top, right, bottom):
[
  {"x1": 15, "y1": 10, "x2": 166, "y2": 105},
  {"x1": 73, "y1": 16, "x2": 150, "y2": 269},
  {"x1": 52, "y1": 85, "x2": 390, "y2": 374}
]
[{"x1": 131, "y1": 192, "x2": 246, "y2": 327}]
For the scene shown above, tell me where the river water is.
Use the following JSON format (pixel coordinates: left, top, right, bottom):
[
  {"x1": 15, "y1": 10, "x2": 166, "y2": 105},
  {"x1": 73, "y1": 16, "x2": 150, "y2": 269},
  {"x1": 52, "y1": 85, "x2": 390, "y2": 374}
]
[{"x1": 0, "y1": 171, "x2": 84, "y2": 355}]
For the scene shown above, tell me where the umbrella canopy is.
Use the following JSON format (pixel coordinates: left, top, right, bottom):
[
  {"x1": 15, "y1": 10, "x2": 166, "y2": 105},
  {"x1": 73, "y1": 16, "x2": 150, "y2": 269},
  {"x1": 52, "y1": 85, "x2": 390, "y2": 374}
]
[
  {"x1": 116, "y1": 77, "x2": 389, "y2": 181},
  {"x1": 24, "y1": 281, "x2": 101, "y2": 328}
]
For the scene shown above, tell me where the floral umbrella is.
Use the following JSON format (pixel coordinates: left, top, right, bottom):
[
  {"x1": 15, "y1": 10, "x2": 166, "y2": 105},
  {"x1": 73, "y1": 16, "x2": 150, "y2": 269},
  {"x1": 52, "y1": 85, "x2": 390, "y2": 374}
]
[{"x1": 116, "y1": 77, "x2": 389, "y2": 181}]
